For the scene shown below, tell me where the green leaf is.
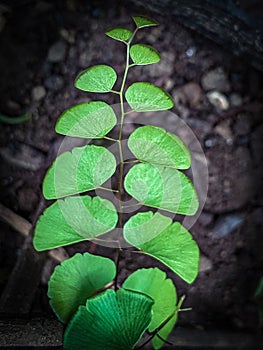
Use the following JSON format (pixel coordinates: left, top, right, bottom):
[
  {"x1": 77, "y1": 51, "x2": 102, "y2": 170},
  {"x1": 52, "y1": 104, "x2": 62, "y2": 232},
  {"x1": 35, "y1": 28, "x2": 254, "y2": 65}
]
[
  {"x1": 106, "y1": 27, "x2": 133, "y2": 42},
  {"x1": 0, "y1": 112, "x2": 31, "y2": 124},
  {"x1": 132, "y1": 15, "x2": 158, "y2": 28},
  {"x1": 64, "y1": 289, "x2": 153, "y2": 350},
  {"x1": 128, "y1": 126, "x2": 191, "y2": 169},
  {"x1": 48, "y1": 253, "x2": 116, "y2": 323},
  {"x1": 124, "y1": 211, "x2": 172, "y2": 246},
  {"x1": 75, "y1": 65, "x2": 117, "y2": 92},
  {"x1": 33, "y1": 195, "x2": 118, "y2": 251},
  {"x1": 43, "y1": 145, "x2": 116, "y2": 199},
  {"x1": 55, "y1": 101, "x2": 117, "y2": 138},
  {"x1": 124, "y1": 163, "x2": 199, "y2": 215},
  {"x1": 124, "y1": 212, "x2": 199, "y2": 283},
  {"x1": 123, "y1": 268, "x2": 177, "y2": 349},
  {"x1": 130, "y1": 44, "x2": 160, "y2": 65},
  {"x1": 125, "y1": 82, "x2": 174, "y2": 112}
]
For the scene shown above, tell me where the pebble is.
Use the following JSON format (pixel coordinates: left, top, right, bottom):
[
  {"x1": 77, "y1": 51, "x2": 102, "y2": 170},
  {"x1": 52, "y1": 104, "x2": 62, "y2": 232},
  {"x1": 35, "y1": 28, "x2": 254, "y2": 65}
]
[
  {"x1": 204, "y1": 136, "x2": 218, "y2": 148},
  {"x1": 181, "y1": 82, "x2": 203, "y2": 107},
  {"x1": 229, "y1": 92, "x2": 243, "y2": 107},
  {"x1": 207, "y1": 91, "x2": 230, "y2": 110},
  {"x1": 185, "y1": 47, "x2": 196, "y2": 57},
  {"x1": 60, "y1": 28, "x2": 75, "y2": 44},
  {"x1": 47, "y1": 41, "x2": 67, "y2": 63},
  {"x1": 145, "y1": 51, "x2": 174, "y2": 77},
  {"x1": 211, "y1": 213, "x2": 246, "y2": 238},
  {"x1": 0, "y1": 143, "x2": 45, "y2": 171},
  {"x1": 201, "y1": 67, "x2": 231, "y2": 92},
  {"x1": 198, "y1": 211, "x2": 214, "y2": 227},
  {"x1": 214, "y1": 120, "x2": 233, "y2": 143},
  {"x1": 199, "y1": 255, "x2": 213, "y2": 272},
  {"x1": 32, "y1": 86, "x2": 46, "y2": 101},
  {"x1": 44, "y1": 75, "x2": 64, "y2": 91}
]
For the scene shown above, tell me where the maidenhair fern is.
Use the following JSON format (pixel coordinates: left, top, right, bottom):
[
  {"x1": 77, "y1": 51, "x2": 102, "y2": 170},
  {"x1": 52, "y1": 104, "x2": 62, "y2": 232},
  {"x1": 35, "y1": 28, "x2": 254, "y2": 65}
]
[{"x1": 33, "y1": 15, "x2": 200, "y2": 349}]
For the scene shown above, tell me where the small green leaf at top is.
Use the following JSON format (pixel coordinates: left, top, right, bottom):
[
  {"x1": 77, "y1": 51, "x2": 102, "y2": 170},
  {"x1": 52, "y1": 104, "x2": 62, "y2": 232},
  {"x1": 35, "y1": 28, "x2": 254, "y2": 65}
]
[
  {"x1": 75, "y1": 65, "x2": 117, "y2": 92},
  {"x1": 124, "y1": 212, "x2": 199, "y2": 283},
  {"x1": 132, "y1": 15, "x2": 158, "y2": 28},
  {"x1": 48, "y1": 253, "x2": 116, "y2": 323},
  {"x1": 33, "y1": 195, "x2": 118, "y2": 251},
  {"x1": 130, "y1": 44, "x2": 160, "y2": 65},
  {"x1": 64, "y1": 289, "x2": 153, "y2": 350},
  {"x1": 43, "y1": 145, "x2": 116, "y2": 199},
  {"x1": 106, "y1": 27, "x2": 133, "y2": 42},
  {"x1": 125, "y1": 82, "x2": 174, "y2": 112},
  {"x1": 56, "y1": 101, "x2": 117, "y2": 138},
  {"x1": 128, "y1": 125, "x2": 191, "y2": 169},
  {"x1": 123, "y1": 268, "x2": 177, "y2": 349},
  {"x1": 124, "y1": 163, "x2": 199, "y2": 215}
]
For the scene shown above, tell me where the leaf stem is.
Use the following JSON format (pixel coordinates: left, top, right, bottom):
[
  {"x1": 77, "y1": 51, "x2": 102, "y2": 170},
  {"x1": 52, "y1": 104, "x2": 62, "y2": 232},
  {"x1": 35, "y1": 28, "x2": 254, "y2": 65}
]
[
  {"x1": 123, "y1": 159, "x2": 139, "y2": 164},
  {"x1": 103, "y1": 136, "x2": 118, "y2": 142},
  {"x1": 136, "y1": 295, "x2": 186, "y2": 349},
  {"x1": 110, "y1": 90, "x2": 121, "y2": 95},
  {"x1": 97, "y1": 186, "x2": 119, "y2": 193},
  {"x1": 117, "y1": 35, "x2": 132, "y2": 226}
]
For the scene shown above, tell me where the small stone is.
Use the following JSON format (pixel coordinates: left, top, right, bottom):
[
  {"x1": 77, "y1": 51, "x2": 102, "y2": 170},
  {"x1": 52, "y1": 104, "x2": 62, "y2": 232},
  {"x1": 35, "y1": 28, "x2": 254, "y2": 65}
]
[
  {"x1": 199, "y1": 255, "x2": 213, "y2": 272},
  {"x1": 214, "y1": 120, "x2": 233, "y2": 143},
  {"x1": 207, "y1": 91, "x2": 229, "y2": 110},
  {"x1": 164, "y1": 78, "x2": 174, "y2": 91},
  {"x1": 181, "y1": 82, "x2": 203, "y2": 107},
  {"x1": 44, "y1": 75, "x2": 64, "y2": 91},
  {"x1": 32, "y1": 86, "x2": 46, "y2": 101},
  {"x1": 145, "y1": 51, "x2": 174, "y2": 78},
  {"x1": 229, "y1": 92, "x2": 243, "y2": 107},
  {"x1": 185, "y1": 47, "x2": 196, "y2": 57},
  {"x1": 211, "y1": 213, "x2": 245, "y2": 238},
  {"x1": 199, "y1": 211, "x2": 214, "y2": 227},
  {"x1": 201, "y1": 67, "x2": 231, "y2": 92},
  {"x1": 47, "y1": 41, "x2": 67, "y2": 63},
  {"x1": 60, "y1": 28, "x2": 75, "y2": 44},
  {"x1": 204, "y1": 137, "x2": 218, "y2": 148}
]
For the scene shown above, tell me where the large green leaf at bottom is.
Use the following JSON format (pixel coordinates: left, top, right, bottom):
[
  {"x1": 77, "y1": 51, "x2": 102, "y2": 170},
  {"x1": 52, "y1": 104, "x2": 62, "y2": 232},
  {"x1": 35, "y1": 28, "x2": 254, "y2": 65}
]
[
  {"x1": 64, "y1": 289, "x2": 153, "y2": 350},
  {"x1": 124, "y1": 212, "x2": 199, "y2": 283},
  {"x1": 55, "y1": 101, "x2": 117, "y2": 138},
  {"x1": 48, "y1": 253, "x2": 116, "y2": 323},
  {"x1": 33, "y1": 195, "x2": 118, "y2": 251},
  {"x1": 43, "y1": 145, "x2": 116, "y2": 199},
  {"x1": 125, "y1": 82, "x2": 174, "y2": 112},
  {"x1": 74, "y1": 65, "x2": 117, "y2": 92},
  {"x1": 123, "y1": 268, "x2": 177, "y2": 349},
  {"x1": 128, "y1": 125, "x2": 191, "y2": 169},
  {"x1": 124, "y1": 163, "x2": 199, "y2": 215}
]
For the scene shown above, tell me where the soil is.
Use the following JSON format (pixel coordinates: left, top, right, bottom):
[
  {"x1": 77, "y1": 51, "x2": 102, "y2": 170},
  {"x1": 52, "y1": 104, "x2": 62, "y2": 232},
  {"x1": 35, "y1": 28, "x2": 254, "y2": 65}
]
[{"x1": 0, "y1": 0, "x2": 263, "y2": 347}]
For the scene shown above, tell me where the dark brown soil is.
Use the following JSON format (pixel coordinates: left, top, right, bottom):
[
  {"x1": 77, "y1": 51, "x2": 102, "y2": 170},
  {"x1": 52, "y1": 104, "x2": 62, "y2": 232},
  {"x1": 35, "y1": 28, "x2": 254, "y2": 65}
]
[{"x1": 0, "y1": 0, "x2": 263, "y2": 346}]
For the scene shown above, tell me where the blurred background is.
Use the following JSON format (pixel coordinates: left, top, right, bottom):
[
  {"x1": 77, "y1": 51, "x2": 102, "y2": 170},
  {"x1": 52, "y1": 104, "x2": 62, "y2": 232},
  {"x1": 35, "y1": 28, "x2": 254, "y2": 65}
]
[{"x1": 0, "y1": 0, "x2": 262, "y2": 348}]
